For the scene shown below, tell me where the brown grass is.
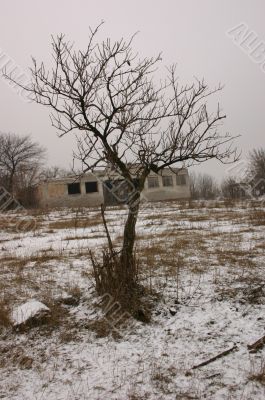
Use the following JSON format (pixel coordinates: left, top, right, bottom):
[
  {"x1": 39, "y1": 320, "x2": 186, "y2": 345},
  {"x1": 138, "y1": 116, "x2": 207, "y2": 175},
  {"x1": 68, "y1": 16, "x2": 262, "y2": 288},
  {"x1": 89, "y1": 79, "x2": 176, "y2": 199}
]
[
  {"x1": 256, "y1": 242, "x2": 265, "y2": 251},
  {"x1": 0, "y1": 215, "x2": 40, "y2": 233},
  {"x1": 249, "y1": 210, "x2": 265, "y2": 226},
  {"x1": 0, "y1": 299, "x2": 11, "y2": 331},
  {"x1": 0, "y1": 345, "x2": 34, "y2": 369},
  {"x1": 63, "y1": 233, "x2": 104, "y2": 241},
  {"x1": 249, "y1": 359, "x2": 265, "y2": 385},
  {"x1": 214, "y1": 247, "x2": 255, "y2": 268},
  {"x1": 48, "y1": 214, "x2": 102, "y2": 230},
  {"x1": 0, "y1": 200, "x2": 264, "y2": 345},
  {"x1": 85, "y1": 318, "x2": 121, "y2": 339},
  {"x1": 1, "y1": 251, "x2": 63, "y2": 269}
]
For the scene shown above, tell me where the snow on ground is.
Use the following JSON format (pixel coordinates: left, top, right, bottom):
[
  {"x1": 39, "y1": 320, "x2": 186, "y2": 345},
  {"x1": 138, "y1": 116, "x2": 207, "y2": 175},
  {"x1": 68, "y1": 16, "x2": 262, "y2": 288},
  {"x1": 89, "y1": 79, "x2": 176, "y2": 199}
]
[
  {"x1": 11, "y1": 300, "x2": 50, "y2": 327},
  {"x1": 0, "y1": 200, "x2": 265, "y2": 399}
]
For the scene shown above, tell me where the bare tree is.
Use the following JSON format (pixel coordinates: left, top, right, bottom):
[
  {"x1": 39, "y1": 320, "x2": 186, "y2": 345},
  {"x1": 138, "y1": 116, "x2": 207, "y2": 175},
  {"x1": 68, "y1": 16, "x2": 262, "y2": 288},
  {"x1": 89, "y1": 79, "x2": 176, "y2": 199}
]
[
  {"x1": 221, "y1": 177, "x2": 235, "y2": 199},
  {"x1": 249, "y1": 148, "x2": 265, "y2": 180},
  {"x1": 221, "y1": 176, "x2": 247, "y2": 199},
  {"x1": 0, "y1": 132, "x2": 46, "y2": 195},
  {"x1": 198, "y1": 173, "x2": 219, "y2": 200},
  {"x1": 39, "y1": 166, "x2": 72, "y2": 180},
  {"x1": 190, "y1": 172, "x2": 219, "y2": 200},
  {"x1": 248, "y1": 148, "x2": 265, "y2": 195},
  {"x1": 189, "y1": 172, "x2": 199, "y2": 200},
  {"x1": 7, "y1": 24, "x2": 238, "y2": 307}
]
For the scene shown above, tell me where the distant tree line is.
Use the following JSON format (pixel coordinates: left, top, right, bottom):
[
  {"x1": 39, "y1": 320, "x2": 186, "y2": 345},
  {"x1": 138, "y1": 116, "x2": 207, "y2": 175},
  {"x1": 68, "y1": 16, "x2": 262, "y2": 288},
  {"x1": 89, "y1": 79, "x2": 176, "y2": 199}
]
[
  {"x1": 0, "y1": 132, "x2": 264, "y2": 206},
  {"x1": 190, "y1": 147, "x2": 265, "y2": 200},
  {"x1": 189, "y1": 173, "x2": 219, "y2": 200}
]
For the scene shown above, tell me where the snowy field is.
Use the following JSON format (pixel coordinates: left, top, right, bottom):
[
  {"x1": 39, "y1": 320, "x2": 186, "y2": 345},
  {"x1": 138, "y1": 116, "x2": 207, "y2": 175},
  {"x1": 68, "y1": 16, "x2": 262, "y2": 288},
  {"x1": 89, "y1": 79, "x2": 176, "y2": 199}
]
[{"x1": 0, "y1": 199, "x2": 265, "y2": 400}]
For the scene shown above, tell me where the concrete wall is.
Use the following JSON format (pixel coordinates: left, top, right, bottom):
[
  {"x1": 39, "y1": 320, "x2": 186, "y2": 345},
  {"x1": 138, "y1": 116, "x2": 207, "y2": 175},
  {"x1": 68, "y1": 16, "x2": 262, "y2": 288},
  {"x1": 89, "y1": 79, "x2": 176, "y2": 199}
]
[
  {"x1": 36, "y1": 169, "x2": 190, "y2": 208},
  {"x1": 142, "y1": 171, "x2": 190, "y2": 202},
  {"x1": 37, "y1": 176, "x2": 104, "y2": 208}
]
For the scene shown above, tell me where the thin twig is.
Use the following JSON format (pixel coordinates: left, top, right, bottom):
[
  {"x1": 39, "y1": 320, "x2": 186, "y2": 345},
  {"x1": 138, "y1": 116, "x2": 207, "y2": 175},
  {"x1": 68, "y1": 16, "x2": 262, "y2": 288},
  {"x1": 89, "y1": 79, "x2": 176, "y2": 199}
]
[
  {"x1": 248, "y1": 335, "x2": 265, "y2": 353},
  {"x1": 100, "y1": 203, "x2": 114, "y2": 258},
  {"x1": 192, "y1": 344, "x2": 237, "y2": 369}
]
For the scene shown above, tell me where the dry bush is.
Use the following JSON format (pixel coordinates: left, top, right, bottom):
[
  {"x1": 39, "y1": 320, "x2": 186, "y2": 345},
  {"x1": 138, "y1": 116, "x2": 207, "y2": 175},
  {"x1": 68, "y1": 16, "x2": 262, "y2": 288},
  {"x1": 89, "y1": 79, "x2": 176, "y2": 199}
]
[
  {"x1": 248, "y1": 358, "x2": 265, "y2": 385},
  {"x1": 59, "y1": 327, "x2": 79, "y2": 343},
  {"x1": 0, "y1": 299, "x2": 11, "y2": 331},
  {"x1": 37, "y1": 298, "x2": 69, "y2": 334},
  {"x1": 91, "y1": 248, "x2": 142, "y2": 313},
  {"x1": 127, "y1": 392, "x2": 150, "y2": 400},
  {"x1": 86, "y1": 318, "x2": 115, "y2": 338},
  {"x1": 67, "y1": 284, "x2": 82, "y2": 299},
  {"x1": 151, "y1": 364, "x2": 177, "y2": 395},
  {"x1": 0, "y1": 344, "x2": 34, "y2": 369}
]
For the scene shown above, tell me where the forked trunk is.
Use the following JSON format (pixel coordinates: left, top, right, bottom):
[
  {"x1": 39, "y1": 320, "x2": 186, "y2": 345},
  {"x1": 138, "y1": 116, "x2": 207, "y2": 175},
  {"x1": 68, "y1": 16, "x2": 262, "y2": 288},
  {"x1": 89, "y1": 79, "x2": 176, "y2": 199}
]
[{"x1": 91, "y1": 183, "x2": 142, "y2": 308}]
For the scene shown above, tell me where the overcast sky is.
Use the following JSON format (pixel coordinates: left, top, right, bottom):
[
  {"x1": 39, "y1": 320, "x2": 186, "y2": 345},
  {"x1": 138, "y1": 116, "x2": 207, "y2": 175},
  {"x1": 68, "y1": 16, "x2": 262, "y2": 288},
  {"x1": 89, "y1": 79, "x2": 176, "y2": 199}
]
[{"x1": 1, "y1": 0, "x2": 264, "y2": 181}]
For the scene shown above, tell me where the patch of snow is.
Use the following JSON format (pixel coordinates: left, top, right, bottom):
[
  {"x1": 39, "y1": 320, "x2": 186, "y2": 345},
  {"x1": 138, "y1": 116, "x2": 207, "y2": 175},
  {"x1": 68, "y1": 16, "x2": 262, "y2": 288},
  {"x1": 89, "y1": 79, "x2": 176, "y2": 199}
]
[{"x1": 11, "y1": 300, "x2": 50, "y2": 327}]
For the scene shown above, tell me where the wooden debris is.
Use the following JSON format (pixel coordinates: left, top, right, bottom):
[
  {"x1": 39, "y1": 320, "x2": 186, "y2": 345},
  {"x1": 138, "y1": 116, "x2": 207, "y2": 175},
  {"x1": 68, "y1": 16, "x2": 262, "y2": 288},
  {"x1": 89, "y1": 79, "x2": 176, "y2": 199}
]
[
  {"x1": 248, "y1": 335, "x2": 265, "y2": 353},
  {"x1": 205, "y1": 373, "x2": 221, "y2": 379},
  {"x1": 192, "y1": 344, "x2": 237, "y2": 369}
]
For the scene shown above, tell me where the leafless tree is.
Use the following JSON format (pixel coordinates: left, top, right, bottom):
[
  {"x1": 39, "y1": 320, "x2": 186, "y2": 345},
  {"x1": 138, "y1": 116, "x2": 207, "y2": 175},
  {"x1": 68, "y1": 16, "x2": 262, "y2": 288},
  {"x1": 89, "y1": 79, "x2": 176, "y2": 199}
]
[
  {"x1": 6, "y1": 24, "x2": 239, "y2": 307},
  {"x1": 39, "y1": 166, "x2": 71, "y2": 180},
  {"x1": 190, "y1": 172, "x2": 219, "y2": 200},
  {"x1": 249, "y1": 148, "x2": 265, "y2": 180},
  {"x1": 248, "y1": 148, "x2": 265, "y2": 195},
  {"x1": 0, "y1": 132, "x2": 46, "y2": 195},
  {"x1": 221, "y1": 176, "x2": 248, "y2": 199}
]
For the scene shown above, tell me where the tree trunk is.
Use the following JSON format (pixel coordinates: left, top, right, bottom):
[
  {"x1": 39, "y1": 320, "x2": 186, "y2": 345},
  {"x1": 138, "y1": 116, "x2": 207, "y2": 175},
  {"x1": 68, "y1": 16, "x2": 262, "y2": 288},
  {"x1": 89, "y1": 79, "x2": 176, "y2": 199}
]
[
  {"x1": 91, "y1": 181, "x2": 144, "y2": 307},
  {"x1": 8, "y1": 169, "x2": 15, "y2": 194},
  {"x1": 119, "y1": 193, "x2": 140, "y2": 293}
]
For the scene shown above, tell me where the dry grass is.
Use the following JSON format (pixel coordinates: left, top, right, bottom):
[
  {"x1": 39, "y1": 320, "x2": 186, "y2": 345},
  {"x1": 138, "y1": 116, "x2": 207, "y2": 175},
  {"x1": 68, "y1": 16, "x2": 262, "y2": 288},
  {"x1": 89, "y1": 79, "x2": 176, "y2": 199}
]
[
  {"x1": 0, "y1": 299, "x2": 11, "y2": 331},
  {"x1": 85, "y1": 318, "x2": 122, "y2": 339},
  {"x1": 249, "y1": 209, "x2": 265, "y2": 226},
  {"x1": 1, "y1": 251, "x2": 63, "y2": 269},
  {"x1": 137, "y1": 230, "x2": 206, "y2": 273},
  {"x1": 63, "y1": 233, "x2": 104, "y2": 241},
  {"x1": 43, "y1": 304, "x2": 69, "y2": 332},
  {"x1": 0, "y1": 249, "x2": 68, "y2": 310},
  {"x1": 48, "y1": 214, "x2": 102, "y2": 230},
  {"x1": 1, "y1": 200, "x2": 265, "y2": 399},
  {"x1": 0, "y1": 215, "x2": 40, "y2": 233},
  {"x1": 127, "y1": 393, "x2": 150, "y2": 400},
  {"x1": 59, "y1": 327, "x2": 80, "y2": 343},
  {"x1": 151, "y1": 364, "x2": 177, "y2": 395},
  {"x1": 0, "y1": 344, "x2": 34, "y2": 369},
  {"x1": 214, "y1": 247, "x2": 256, "y2": 268},
  {"x1": 0, "y1": 200, "x2": 264, "y2": 336},
  {"x1": 256, "y1": 242, "x2": 265, "y2": 251},
  {"x1": 249, "y1": 359, "x2": 265, "y2": 385}
]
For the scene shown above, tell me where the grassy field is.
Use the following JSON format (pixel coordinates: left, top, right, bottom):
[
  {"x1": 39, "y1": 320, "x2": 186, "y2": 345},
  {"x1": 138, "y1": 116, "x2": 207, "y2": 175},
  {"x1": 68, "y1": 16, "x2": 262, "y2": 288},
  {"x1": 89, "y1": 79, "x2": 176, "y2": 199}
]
[{"x1": 1, "y1": 199, "x2": 265, "y2": 399}]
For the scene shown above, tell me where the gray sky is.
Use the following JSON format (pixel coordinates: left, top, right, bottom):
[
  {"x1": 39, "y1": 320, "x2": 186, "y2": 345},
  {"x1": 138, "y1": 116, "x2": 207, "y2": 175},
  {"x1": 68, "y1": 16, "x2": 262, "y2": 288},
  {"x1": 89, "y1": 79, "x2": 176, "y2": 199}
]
[{"x1": 1, "y1": 0, "x2": 265, "y2": 181}]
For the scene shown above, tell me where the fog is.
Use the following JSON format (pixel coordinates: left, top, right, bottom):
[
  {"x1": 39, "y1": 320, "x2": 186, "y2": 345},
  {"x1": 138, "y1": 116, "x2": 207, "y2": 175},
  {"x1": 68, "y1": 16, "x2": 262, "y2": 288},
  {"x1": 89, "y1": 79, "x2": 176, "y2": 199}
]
[{"x1": 1, "y1": 0, "x2": 265, "y2": 180}]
